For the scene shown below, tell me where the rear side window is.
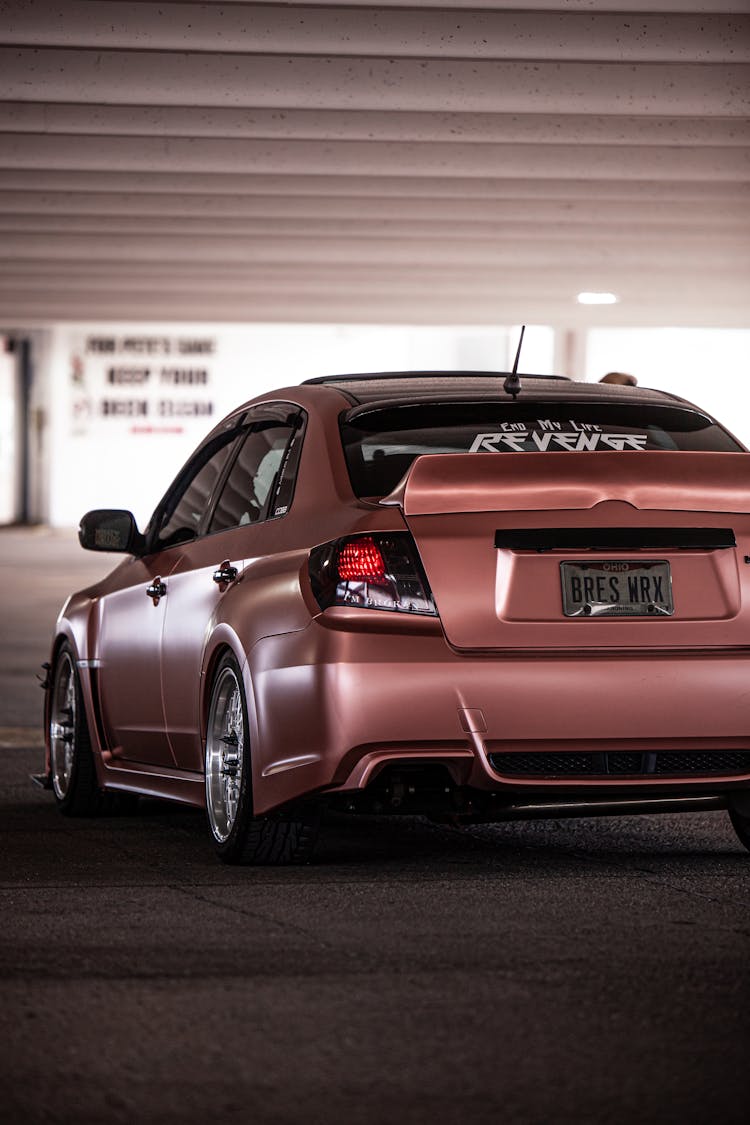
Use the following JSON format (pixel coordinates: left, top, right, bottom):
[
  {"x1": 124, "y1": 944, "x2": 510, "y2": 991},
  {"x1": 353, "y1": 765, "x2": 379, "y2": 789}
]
[
  {"x1": 341, "y1": 401, "x2": 743, "y2": 497},
  {"x1": 208, "y1": 409, "x2": 305, "y2": 533},
  {"x1": 152, "y1": 430, "x2": 241, "y2": 550}
]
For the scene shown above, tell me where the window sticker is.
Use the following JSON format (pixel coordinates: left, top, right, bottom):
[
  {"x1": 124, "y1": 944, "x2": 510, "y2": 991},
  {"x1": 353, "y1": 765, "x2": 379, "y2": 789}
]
[{"x1": 469, "y1": 420, "x2": 649, "y2": 453}]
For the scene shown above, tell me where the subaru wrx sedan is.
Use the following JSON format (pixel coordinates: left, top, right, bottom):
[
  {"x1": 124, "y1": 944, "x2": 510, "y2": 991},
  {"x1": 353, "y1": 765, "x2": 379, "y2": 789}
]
[{"x1": 43, "y1": 372, "x2": 750, "y2": 863}]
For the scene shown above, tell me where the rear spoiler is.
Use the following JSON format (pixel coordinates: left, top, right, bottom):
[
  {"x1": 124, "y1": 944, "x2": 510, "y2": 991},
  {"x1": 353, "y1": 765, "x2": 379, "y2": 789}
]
[{"x1": 380, "y1": 451, "x2": 750, "y2": 516}]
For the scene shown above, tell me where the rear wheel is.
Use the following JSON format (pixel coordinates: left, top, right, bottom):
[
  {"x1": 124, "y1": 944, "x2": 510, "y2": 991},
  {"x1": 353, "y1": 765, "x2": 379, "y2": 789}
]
[
  {"x1": 204, "y1": 652, "x2": 319, "y2": 865},
  {"x1": 728, "y1": 808, "x2": 750, "y2": 853},
  {"x1": 49, "y1": 643, "x2": 102, "y2": 816}
]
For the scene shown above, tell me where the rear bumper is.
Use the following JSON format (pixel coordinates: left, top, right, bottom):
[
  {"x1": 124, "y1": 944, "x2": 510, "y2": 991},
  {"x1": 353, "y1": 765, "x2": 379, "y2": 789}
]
[{"x1": 247, "y1": 609, "x2": 750, "y2": 814}]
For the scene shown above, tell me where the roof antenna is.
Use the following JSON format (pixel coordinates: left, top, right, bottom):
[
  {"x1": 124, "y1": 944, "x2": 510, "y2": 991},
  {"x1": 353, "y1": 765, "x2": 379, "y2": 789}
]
[{"x1": 504, "y1": 325, "x2": 525, "y2": 400}]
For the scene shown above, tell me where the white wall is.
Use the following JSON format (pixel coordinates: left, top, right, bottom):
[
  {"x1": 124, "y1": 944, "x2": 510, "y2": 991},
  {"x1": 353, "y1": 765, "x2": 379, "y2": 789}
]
[{"x1": 586, "y1": 328, "x2": 750, "y2": 448}]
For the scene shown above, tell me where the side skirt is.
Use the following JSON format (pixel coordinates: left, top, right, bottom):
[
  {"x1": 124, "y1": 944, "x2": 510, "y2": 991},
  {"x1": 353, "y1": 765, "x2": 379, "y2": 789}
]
[{"x1": 98, "y1": 753, "x2": 206, "y2": 808}]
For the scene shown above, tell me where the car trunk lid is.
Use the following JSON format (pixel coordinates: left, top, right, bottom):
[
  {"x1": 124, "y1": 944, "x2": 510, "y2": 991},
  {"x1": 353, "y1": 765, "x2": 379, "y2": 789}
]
[{"x1": 383, "y1": 451, "x2": 750, "y2": 650}]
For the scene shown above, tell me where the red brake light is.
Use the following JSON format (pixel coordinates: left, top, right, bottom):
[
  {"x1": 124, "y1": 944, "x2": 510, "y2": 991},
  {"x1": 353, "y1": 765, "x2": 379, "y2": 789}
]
[
  {"x1": 337, "y1": 537, "x2": 387, "y2": 584},
  {"x1": 309, "y1": 532, "x2": 438, "y2": 617}
]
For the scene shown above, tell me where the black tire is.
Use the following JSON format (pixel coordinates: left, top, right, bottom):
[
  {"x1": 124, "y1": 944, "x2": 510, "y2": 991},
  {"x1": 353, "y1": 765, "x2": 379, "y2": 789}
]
[
  {"x1": 49, "y1": 642, "x2": 103, "y2": 817},
  {"x1": 728, "y1": 808, "x2": 750, "y2": 853},
  {"x1": 204, "y1": 652, "x2": 319, "y2": 865}
]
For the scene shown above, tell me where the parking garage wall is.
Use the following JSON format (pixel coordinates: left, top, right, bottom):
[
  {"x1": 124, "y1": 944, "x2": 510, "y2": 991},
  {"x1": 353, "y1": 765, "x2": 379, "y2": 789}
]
[{"x1": 16, "y1": 322, "x2": 746, "y2": 529}]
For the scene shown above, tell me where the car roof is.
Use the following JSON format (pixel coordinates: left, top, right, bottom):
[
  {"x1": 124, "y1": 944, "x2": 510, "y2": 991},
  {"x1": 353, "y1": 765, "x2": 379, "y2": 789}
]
[{"x1": 301, "y1": 370, "x2": 702, "y2": 415}]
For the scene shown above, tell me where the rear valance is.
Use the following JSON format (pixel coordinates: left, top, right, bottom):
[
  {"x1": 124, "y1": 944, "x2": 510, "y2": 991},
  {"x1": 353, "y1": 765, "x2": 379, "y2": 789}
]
[{"x1": 381, "y1": 451, "x2": 750, "y2": 516}]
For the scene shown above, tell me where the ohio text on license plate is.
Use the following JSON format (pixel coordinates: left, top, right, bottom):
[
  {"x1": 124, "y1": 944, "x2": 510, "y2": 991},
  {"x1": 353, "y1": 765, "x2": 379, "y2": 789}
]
[{"x1": 560, "y1": 560, "x2": 673, "y2": 618}]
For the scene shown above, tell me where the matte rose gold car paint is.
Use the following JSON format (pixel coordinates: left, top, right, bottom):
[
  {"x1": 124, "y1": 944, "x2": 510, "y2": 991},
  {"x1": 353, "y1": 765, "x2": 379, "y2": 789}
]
[
  {"x1": 44, "y1": 380, "x2": 750, "y2": 825},
  {"x1": 398, "y1": 452, "x2": 750, "y2": 651}
]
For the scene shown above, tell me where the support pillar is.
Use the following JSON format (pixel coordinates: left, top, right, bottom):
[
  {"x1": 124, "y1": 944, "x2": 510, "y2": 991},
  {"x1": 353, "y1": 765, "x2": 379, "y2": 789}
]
[{"x1": 553, "y1": 328, "x2": 588, "y2": 381}]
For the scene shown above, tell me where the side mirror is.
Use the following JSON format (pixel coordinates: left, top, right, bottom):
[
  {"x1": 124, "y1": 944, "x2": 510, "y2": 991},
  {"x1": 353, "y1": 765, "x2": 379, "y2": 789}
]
[{"x1": 78, "y1": 509, "x2": 145, "y2": 554}]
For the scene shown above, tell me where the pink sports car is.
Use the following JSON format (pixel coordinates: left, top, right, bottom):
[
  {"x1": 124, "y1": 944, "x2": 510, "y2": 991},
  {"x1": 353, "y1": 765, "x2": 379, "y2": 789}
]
[{"x1": 43, "y1": 371, "x2": 750, "y2": 863}]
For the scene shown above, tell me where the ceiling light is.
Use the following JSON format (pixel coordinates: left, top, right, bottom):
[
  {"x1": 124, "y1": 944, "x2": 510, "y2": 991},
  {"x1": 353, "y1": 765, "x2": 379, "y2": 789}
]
[{"x1": 577, "y1": 292, "x2": 619, "y2": 305}]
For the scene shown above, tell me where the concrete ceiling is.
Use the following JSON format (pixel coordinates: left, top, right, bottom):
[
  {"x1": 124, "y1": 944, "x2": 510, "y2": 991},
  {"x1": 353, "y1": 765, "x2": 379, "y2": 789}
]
[{"x1": 0, "y1": 0, "x2": 748, "y2": 327}]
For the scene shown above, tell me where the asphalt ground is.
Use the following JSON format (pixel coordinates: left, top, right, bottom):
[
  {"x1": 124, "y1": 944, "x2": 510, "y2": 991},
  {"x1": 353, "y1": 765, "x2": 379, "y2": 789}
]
[{"x1": 1, "y1": 526, "x2": 749, "y2": 1125}]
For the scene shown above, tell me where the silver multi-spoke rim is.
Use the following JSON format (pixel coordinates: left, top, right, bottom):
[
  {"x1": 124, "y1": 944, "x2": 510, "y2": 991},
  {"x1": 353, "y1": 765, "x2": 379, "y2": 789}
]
[
  {"x1": 205, "y1": 666, "x2": 245, "y2": 843},
  {"x1": 50, "y1": 651, "x2": 77, "y2": 800}
]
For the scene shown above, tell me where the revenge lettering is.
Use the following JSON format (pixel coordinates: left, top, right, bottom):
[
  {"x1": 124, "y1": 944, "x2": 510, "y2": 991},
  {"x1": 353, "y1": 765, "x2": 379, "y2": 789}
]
[{"x1": 469, "y1": 430, "x2": 648, "y2": 453}]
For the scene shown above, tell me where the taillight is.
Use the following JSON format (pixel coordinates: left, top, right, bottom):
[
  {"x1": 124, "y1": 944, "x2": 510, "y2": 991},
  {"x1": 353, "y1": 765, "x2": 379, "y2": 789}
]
[
  {"x1": 336, "y1": 537, "x2": 387, "y2": 585},
  {"x1": 309, "y1": 532, "x2": 438, "y2": 616}
]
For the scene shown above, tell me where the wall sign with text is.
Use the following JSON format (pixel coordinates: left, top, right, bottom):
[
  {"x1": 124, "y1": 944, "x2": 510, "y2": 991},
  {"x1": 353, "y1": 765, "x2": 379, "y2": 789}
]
[{"x1": 70, "y1": 334, "x2": 217, "y2": 437}]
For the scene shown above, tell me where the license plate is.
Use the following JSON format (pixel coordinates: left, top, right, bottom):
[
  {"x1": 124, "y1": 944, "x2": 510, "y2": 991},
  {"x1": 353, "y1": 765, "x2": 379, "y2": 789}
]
[{"x1": 560, "y1": 560, "x2": 673, "y2": 618}]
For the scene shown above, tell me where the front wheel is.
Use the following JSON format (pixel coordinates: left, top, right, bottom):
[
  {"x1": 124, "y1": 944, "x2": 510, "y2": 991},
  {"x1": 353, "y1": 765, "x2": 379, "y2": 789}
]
[
  {"x1": 49, "y1": 643, "x2": 102, "y2": 816},
  {"x1": 204, "y1": 653, "x2": 319, "y2": 865}
]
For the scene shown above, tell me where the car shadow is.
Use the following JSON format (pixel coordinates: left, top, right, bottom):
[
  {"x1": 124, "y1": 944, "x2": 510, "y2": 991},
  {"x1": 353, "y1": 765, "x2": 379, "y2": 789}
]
[{"x1": 6, "y1": 789, "x2": 748, "y2": 886}]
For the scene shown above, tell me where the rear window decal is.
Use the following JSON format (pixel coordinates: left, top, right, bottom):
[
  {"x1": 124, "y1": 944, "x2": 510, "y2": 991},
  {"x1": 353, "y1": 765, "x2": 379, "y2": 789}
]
[
  {"x1": 469, "y1": 423, "x2": 649, "y2": 453},
  {"x1": 341, "y1": 403, "x2": 740, "y2": 496}
]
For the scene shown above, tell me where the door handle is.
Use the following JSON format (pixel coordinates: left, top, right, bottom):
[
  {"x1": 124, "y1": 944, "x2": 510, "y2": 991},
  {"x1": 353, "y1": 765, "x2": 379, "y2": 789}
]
[
  {"x1": 146, "y1": 578, "x2": 167, "y2": 605},
  {"x1": 213, "y1": 561, "x2": 238, "y2": 587}
]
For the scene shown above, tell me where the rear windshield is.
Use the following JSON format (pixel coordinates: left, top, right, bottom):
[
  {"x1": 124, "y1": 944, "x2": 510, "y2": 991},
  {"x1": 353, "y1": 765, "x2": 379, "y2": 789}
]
[{"x1": 341, "y1": 401, "x2": 743, "y2": 498}]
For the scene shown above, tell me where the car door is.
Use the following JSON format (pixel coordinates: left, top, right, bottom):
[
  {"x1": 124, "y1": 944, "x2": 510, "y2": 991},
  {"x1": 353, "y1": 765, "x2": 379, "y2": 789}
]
[
  {"x1": 160, "y1": 405, "x2": 305, "y2": 772},
  {"x1": 96, "y1": 425, "x2": 241, "y2": 767},
  {"x1": 95, "y1": 551, "x2": 180, "y2": 767}
]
